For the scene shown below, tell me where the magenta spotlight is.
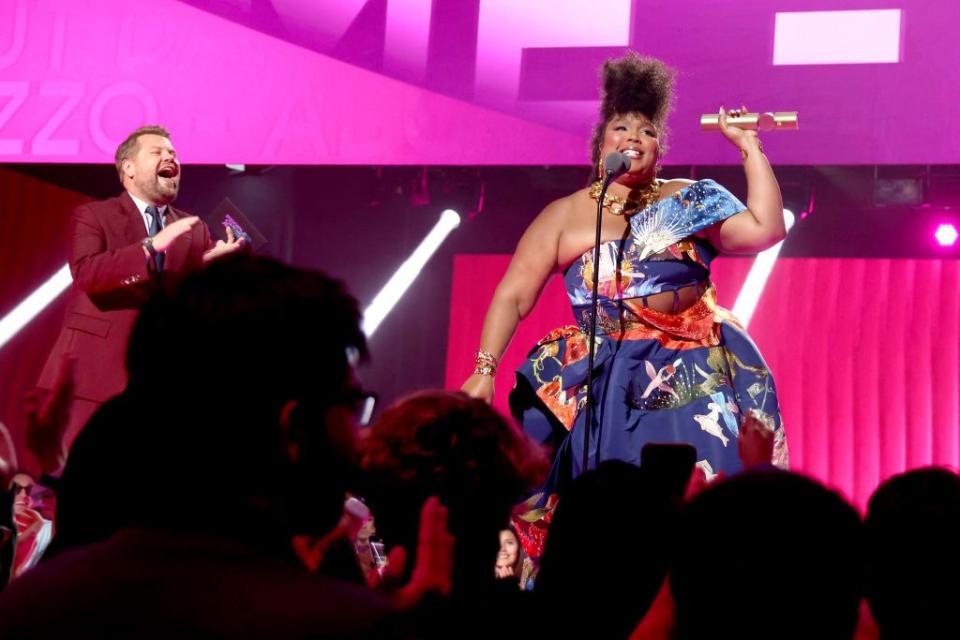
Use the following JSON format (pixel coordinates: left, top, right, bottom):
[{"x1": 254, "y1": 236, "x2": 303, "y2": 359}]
[{"x1": 935, "y1": 223, "x2": 958, "y2": 247}]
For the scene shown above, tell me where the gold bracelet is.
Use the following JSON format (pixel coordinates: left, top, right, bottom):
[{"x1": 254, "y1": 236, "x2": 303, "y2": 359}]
[{"x1": 474, "y1": 350, "x2": 498, "y2": 376}]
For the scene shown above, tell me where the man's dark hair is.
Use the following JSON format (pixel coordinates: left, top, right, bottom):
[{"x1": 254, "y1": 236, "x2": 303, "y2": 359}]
[
  {"x1": 865, "y1": 466, "x2": 960, "y2": 639},
  {"x1": 128, "y1": 253, "x2": 366, "y2": 408},
  {"x1": 671, "y1": 470, "x2": 863, "y2": 640},
  {"x1": 114, "y1": 125, "x2": 172, "y2": 183}
]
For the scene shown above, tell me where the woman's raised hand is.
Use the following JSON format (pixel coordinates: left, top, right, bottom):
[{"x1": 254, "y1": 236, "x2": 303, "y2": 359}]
[{"x1": 717, "y1": 104, "x2": 763, "y2": 158}]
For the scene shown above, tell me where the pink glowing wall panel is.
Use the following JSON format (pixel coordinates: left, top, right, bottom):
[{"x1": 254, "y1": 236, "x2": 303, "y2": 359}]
[
  {"x1": 0, "y1": 0, "x2": 585, "y2": 165},
  {"x1": 445, "y1": 254, "x2": 960, "y2": 510},
  {"x1": 1, "y1": 0, "x2": 959, "y2": 165}
]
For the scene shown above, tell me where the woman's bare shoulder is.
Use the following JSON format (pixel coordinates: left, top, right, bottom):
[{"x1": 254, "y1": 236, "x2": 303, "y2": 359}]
[{"x1": 534, "y1": 188, "x2": 590, "y2": 225}]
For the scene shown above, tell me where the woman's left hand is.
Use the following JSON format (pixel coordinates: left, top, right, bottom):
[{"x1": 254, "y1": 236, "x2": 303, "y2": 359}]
[{"x1": 718, "y1": 105, "x2": 763, "y2": 158}]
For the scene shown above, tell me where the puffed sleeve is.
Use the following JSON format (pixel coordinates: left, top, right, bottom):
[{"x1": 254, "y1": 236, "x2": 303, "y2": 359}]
[{"x1": 631, "y1": 179, "x2": 747, "y2": 258}]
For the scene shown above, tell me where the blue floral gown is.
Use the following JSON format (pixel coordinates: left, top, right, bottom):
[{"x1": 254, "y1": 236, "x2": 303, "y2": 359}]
[{"x1": 510, "y1": 180, "x2": 788, "y2": 527}]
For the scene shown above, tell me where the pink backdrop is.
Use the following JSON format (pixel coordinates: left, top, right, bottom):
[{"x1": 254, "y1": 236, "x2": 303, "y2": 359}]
[
  {"x1": 445, "y1": 255, "x2": 960, "y2": 509},
  {"x1": 2, "y1": 0, "x2": 958, "y2": 165},
  {"x1": 0, "y1": 0, "x2": 584, "y2": 165}
]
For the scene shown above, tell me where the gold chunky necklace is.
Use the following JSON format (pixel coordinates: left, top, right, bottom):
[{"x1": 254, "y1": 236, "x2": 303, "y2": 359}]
[{"x1": 589, "y1": 179, "x2": 661, "y2": 216}]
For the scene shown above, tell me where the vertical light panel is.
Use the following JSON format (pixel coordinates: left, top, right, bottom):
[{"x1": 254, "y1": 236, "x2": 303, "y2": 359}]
[
  {"x1": 732, "y1": 210, "x2": 795, "y2": 328},
  {"x1": 0, "y1": 263, "x2": 71, "y2": 349},
  {"x1": 362, "y1": 209, "x2": 461, "y2": 337},
  {"x1": 773, "y1": 9, "x2": 901, "y2": 65}
]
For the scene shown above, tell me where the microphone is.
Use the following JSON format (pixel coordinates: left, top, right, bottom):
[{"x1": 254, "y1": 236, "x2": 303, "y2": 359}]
[
  {"x1": 603, "y1": 151, "x2": 632, "y2": 181},
  {"x1": 700, "y1": 111, "x2": 799, "y2": 132}
]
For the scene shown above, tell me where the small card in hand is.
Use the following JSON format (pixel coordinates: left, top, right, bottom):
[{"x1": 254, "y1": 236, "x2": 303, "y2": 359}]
[{"x1": 208, "y1": 197, "x2": 267, "y2": 250}]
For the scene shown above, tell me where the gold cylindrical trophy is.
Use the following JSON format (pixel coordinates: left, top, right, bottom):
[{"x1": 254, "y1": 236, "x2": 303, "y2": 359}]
[{"x1": 700, "y1": 112, "x2": 799, "y2": 132}]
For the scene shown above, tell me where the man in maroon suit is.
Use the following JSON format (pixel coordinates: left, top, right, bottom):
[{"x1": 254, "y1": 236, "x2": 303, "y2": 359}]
[{"x1": 37, "y1": 125, "x2": 244, "y2": 452}]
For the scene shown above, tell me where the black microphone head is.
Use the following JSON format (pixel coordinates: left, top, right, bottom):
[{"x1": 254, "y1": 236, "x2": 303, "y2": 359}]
[{"x1": 603, "y1": 151, "x2": 631, "y2": 179}]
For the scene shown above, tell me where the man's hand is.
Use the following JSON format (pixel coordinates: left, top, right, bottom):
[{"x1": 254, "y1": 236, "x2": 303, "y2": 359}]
[
  {"x1": 24, "y1": 355, "x2": 76, "y2": 474},
  {"x1": 203, "y1": 224, "x2": 248, "y2": 264},
  {"x1": 151, "y1": 216, "x2": 201, "y2": 253}
]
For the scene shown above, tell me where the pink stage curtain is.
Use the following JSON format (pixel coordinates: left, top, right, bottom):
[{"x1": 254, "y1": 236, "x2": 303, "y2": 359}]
[
  {"x1": 445, "y1": 255, "x2": 960, "y2": 509},
  {"x1": 0, "y1": 168, "x2": 90, "y2": 469}
]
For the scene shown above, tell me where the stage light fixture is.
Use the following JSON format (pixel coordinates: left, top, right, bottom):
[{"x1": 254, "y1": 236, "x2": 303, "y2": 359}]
[
  {"x1": 732, "y1": 209, "x2": 795, "y2": 328},
  {"x1": 935, "y1": 223, "x2": 958, "y2": 247},
  {"x1": 362, "y1": 209, "x2": 461, "y2": 337},
  {"x1": 875, "y1": 177, "x2": 923, "y2": 206},
  {"x1": 0, "y1": 264, "x2": 72, "y2": 350}
]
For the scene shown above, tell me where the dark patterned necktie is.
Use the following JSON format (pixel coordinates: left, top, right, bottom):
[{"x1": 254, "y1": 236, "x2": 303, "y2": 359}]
[{"x1": 145, "y1": 205, "x2": 164, "y2": 272}]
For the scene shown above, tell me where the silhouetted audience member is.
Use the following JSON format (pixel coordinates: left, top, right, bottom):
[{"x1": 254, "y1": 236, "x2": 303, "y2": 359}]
[
  {"x1": 38, "y1": 393, "x2": 137, "y2": 555},
  {"x1": 670, "y1": 469, "x2": 863, "y2": 640},
  {"x1": 0, "y1": 255, "x2": 393, "y2": 638},
  {"x1": 864, "y1": 466, "x2": 960, "y2": 640},
  {"x1": 360, "y1": 390, "x2": 547, "y2": 636},
  {"x1": 535, "y1": 460, "x2": 677, "y2": 639}
]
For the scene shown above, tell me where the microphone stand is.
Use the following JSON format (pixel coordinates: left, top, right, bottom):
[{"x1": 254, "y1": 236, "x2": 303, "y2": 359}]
[{"x1": 582, "y1": 169, "x2": 617, "y2": 475}]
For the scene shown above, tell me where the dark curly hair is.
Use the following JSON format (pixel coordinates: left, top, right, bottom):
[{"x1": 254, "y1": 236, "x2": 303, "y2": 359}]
[
  {"x1": 359, "y1": 391, "x2": 548, "y2": 587},
  {"x1": 360, "y1": 391, "x2": 546, "y2": 516},
  {"x1": 588, "y1": 52, "x2": 676, "y2": 172}
]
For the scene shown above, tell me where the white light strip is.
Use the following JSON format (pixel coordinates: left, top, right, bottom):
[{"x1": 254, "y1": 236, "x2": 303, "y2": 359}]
[
  {"x1": 362, "y1": 209, "x2": 460, "y2": 337},
  {"x1": 731, "y1": 210, "x2": 795, "y2": 328},
  {"x1": 359, "y1": 396, "x2": 376, "y2": 426},
  {"x1": 0, "y1": 263, "x2": 72, "y2": 350}
]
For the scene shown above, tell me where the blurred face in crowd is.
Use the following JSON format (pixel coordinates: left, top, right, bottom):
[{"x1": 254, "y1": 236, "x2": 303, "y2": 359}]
[
  {"x1": 497, "y1": 528, "x2": 520, "y2": 571},
  {"x1": 11, "y1": 473, "x2": 34, "y2": 510}
]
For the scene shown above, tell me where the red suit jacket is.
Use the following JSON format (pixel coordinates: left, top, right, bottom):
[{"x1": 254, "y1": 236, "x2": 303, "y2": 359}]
[{"x1": 38, "y1": 193, "x2": 211, "y2": 403}]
